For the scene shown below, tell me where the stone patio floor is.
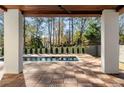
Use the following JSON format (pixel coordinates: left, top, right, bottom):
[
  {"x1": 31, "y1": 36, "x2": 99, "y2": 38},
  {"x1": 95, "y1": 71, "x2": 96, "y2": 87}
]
[{"x1": 0, "y1": 54, "x2": 124, "y2": 87}]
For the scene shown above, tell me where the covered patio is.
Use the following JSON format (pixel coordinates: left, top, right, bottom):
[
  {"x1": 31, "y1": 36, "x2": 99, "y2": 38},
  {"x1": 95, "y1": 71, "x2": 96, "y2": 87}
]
[{"x1": 0, "y1": 5, "x2": 124, "y2": 87}]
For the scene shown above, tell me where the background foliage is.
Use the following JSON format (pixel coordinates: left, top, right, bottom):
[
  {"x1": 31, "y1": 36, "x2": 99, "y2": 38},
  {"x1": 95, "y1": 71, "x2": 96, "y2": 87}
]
[{"x1": 0, "y1": 14, "x2": 124, "y2": 49}]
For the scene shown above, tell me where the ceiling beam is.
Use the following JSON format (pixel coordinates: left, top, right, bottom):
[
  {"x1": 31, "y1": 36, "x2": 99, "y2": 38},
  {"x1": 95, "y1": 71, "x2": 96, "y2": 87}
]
[
  {"x1": 24, "y1": 14, "x2": 101, "y2": 17},
  {"x1": 58, "y1": 5, "x2": 71, "y2": 14},
  {"x1": 70, "y1": 11, "x2": 102, "y2": 14},
  {"x1": 0, "y1": 5, "x2": 7, "y2": 11},
  {"x1": 116, "y1": 5, "x2": 124, "y2": 12},
  {"x1": 23, "y1": 10, "x2": 102, "y2": 16}
]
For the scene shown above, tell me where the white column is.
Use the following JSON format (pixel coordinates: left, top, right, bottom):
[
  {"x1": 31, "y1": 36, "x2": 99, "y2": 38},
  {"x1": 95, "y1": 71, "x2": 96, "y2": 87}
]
[
  {"x1": 4, "y1": 9, "x2": 24, "y2": 74},
  {"x1": 101, "y1": 10, "x2": 119, "y2": 74}
]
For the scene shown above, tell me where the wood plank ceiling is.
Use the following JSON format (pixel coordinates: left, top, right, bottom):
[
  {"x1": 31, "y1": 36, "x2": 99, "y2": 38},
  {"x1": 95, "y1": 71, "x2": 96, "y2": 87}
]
[{"x1": 0, "y1": 5, "x2": 124, "y2": 17}]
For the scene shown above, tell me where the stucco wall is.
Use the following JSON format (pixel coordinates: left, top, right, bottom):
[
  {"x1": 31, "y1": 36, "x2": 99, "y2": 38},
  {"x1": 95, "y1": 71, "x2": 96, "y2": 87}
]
[{"x1": 84, "y1": 45, "x2": 101, "y2": 56}]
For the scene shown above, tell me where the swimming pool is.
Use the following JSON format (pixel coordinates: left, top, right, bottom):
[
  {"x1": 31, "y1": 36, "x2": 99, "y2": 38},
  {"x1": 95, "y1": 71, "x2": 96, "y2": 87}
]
[
  {"x1": 0, "y1": 56, "x2": 79, "y2": 62},
  {"x1": 24, "y1": 56, "x2": 79, "y2": 62}
]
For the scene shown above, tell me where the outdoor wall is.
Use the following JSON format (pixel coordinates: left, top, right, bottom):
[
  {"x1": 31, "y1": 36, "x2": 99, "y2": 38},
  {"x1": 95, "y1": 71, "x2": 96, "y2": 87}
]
[
  {"x1": 84, "y1": 45, "x2": 101, "y2": 56},
  {"x1": 98, "y1": 45, "x2": 101, "y2": 56},
  {"x1": 85, "y1": 45, "x2": 124, "y2": 60}
]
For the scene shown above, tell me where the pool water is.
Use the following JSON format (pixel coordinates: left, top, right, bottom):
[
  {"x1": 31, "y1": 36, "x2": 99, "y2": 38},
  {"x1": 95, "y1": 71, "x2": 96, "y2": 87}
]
[
  {"x1": 24, "y1": 56, "x2": 79, "y2": 62},
  {"x1": 0, "y1": 56, "x2": 79, "y2": 62}
]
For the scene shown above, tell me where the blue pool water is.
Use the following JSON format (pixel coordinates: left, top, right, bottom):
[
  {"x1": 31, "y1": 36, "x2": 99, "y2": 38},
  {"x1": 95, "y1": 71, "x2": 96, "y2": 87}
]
[
  {"x1": 0, "y1": 56, "x2": 79, "y2": 62},
  {"x1": 24, "y1": 56, "x2": 79, "y2": 62}
]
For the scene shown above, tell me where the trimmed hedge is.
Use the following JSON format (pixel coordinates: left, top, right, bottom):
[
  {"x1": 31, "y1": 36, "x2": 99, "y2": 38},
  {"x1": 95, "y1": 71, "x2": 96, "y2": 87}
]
[
  {"x1": 25, "y1": 47, "x2": 85, "y2": 54},
  {"x1": 40, "y1": 48, "x2": 42, "y2": 54},
  {"x1": 82, "y1": 48, "x2": 84, "y2": 53},
  {"x1": 61, "y1": 47, "x2": 64, "y2": 54},
  {"x1": 24, "y1": 48, "x2": 27, "y2": 54},
  {"x1": 2, "y1": 48, "x2": 4, "y2": 55},
  {"x1": 35, "y1": 48, "x2": 38, "y2": 54},
  {"x1": 30, "y1": 48, "x2": 33, "y2": 54},
  {"x1": 45, "y1": 48, "x2": 48, "y2": 53},
  {"x1": 72, "y1": 48, "x2": 74, "y2": 53},
  {"x1": 77, "y1": 47, "x2": 79, "y2": 53},
  {"x1": 66, "y1": 48, "x2": 69, "y2": 53},
  {"x1": 0, "y1": 47, "x2": 85, "y2": 56},
  {"x1": 55, "y1": 48, "x2": 58, "y2": 54},
  {"x1": 50, "y1": 47, "x2": 53, "y2": 53}
]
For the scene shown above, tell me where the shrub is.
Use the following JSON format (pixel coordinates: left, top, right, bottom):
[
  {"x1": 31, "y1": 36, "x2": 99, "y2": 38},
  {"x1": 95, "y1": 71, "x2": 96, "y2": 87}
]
[
  {"x1": 50, "y1": 47, "x2": 53, "y2": 53},
  {"x1": 45, "y1": 48, "x2": 48, "y2": 53},
  {"x1": 35, "y1": 48, "x2": 38, "y2": 54},
  {"x1": 24, "y1": 48, "x2": 27, "y2": 54},
  {"x1": 72, "y1": 48, "x2": 74, "y2": 53},
  {"x1": 1, "y1": 48, "x2": 4, "y2": 56},
  {"x1": 82, "y1": 48, "x2": 84, "y2": 53},
  {"x1": 40, "y1": 48, "x2": 42, "y2": 54},
  {"x1": 61, "y1": 47, "x2": 64, "y2": 54},
  {"x1": 77, "y1": 47, "x2": 79, "y2": 54},
  {"x1": 30, "y1": 48, "x2": 33, "y2": 54},
  {"x1": 55, "y1": 48, "x2": 58, "y2": 54},
  {"x1": 66, "y1": 47, "x2": 69, "y2": 53}
]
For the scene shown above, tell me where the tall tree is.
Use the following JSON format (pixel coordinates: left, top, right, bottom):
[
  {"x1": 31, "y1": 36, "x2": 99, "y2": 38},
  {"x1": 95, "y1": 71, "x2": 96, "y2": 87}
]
[
  {"x1": 54, "y1": 18, "x2": 58, "y2": 46},
  {"x1": 119, "y1": 14, "x2": 124, "y2": 44},
  {"x1": 58, "y1": 17, "x2": 61, "y2": 46},
  {"x1": 78, "y1": 17, "x2": 87, "y2": 45},
  {"x1": 68, "y1": 17, "x2": 71, "y2": 45},
  {"x1": 48, "y1": 18, "x2": 52, "y2": 47},
  {"x1": 25, "y1": 17, "x2": 44, "y2": 48},
  {"x1": 83, "y1": 18, "x2": 101, "y2": 45},
  {"x1": 0, "y1": 14, "x2": 4, "y2": 48},
  {"x1": 119, "y1": 14, "x2": 124, "y2": 35},
  {"x1": 71, "y1": 17, "x2": 74, "y2": 44},
  {"x1": 52, "y1": 18, "x2": 55, "y2": 46},
  {"x1": 61, "y1": 18, "x2": 64, "y2": 46},
  {"x1": 32, "y1": 17, "x2": 44, "y2": 48}
]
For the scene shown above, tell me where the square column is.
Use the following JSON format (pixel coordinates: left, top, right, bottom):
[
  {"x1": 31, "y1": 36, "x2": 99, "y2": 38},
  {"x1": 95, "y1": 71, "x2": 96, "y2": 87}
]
[
  {"x1": 101, "y1": 10, "x2": 119, "y2": 74},
  {"x1": 4, "y1": 9, "x2": 24, "y2": 74}
]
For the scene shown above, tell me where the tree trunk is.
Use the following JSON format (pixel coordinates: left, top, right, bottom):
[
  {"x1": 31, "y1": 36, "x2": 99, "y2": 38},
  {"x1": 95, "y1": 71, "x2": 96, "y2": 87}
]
[
  {"x1": 52, "y1": 18, "x2": 55, "y2": 46},
  {"x1": 58, "y1": 17, "x2": 61, "y2": 46},
  {"x1": 71, "y1": 17, "x2": 74, "y2": 44},
  {"x1": 61, "y1": 18, "x2": 64, "y2": 46},
  {"x1": 48, "y1": 18, "x2": 51, "y2": 47},
  {"x1": 79, "y1": 17, "x2": 86, "y2": 45},
  {"x1": 24, "y1": 18, "x2": 26, "y2": 48},
  {"x1": 68, "y1": 17, "x2": 71, "y2": 45},
  {"x1": 36, "y1": 21, "x2": 39, "y2": 48},
  {"x1": 50, "y1": 17, "x2": 52, "y2": 47}
]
